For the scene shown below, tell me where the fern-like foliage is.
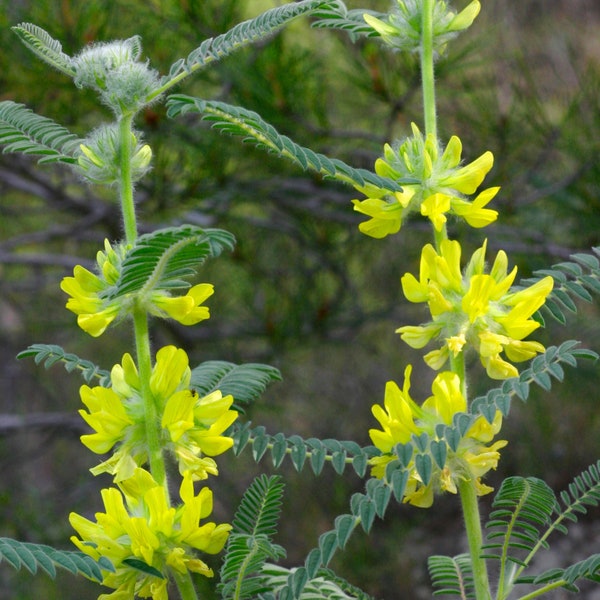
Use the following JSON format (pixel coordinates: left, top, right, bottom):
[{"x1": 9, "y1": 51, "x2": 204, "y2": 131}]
[
  {"x1": 0, "y1": 101, "x2": 82, "y2": 164},
  {"x1": 274, "y1": 475, "x2": 398, "y2": 599},
  {"x1": 257, "y1": 564, "x2": 374, "y2": 599},
  {"x1": 190, "y1": 361, "x2": 281, "y2": 412},
  {"x1": 483, "y1": 477, "x2": 558, "y2": 566},
  {"x1": 231, "y1": 422, "x2": 378, "y2": 477},
  {"x1": 11, "y1": 23, "x2": 75, "y2": 77},
  {"x1": 311, "y1": 6, "x2": 384, "y2": 41},
  {"x1": 0, "y1": 537, "x2": 112, "y2": 582},
  {"x1": 165, "y1": 96, "x2": 412, "y2": 191},
  {"x1": 483, "y1": 462, "x2": 600, "y2": 597},
  {"x1": 518, "y1": 248, "x2": 600, "y2": 325},
  {"x1": 468, "y1": 340, "x2": 597, "y2": 430},
  {"x1": 106, "y1": 225, "x2": 235, "y2": 300},
  {"x1": 428, "y1": 554, "x2": 475, "y2": 599},
  {"x1": 218, "y1": 474, "x2": 286, "y2": 599},
  {"x1": 16, "y1": 344, "x2": 111, "y2": 386},
  {"x1": 156, "y1": 0, "x2": 345, "y2": 95}
]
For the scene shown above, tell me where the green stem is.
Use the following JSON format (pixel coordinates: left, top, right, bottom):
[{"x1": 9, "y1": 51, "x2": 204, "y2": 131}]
[
  {"x1": 421, "y1": 0, "x2": 437, "y2": 140},
  {"x1": 172, "y1": 570, "x2": 200, "y2": 600},
  {"x1": 132, "y1": 308, "x2": 167, "y2": 489},
  {"x1": 119, "y1": 114, "x2": 138, "y2": 244},
  {"x1": 117, "y1": 115, "x2": 167, "y2": 490},
  {"x1": 449, "y1": 349, "x2": 467, "y2": 399},
  {"x1": 433, "y1": 222, "x2": 448, "y2": 251},
  {"x1": 458, "y1": 478, "x2": 491, "y2": 600}
]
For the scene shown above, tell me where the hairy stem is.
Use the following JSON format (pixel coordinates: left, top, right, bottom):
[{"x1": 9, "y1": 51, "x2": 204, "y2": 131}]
[
  {"x1": 119, "y1": 114, "x2": 138, "y2": 244},
  {"x1": 117, "y1": 114, "x2": 167, "y2": 491},
  {"x1": 132, "y1": 308, "x2": 167, "y2": 489},
  {"x1": 172, "y1": 570, "x2": 200, "y2": 600},
  {"x1": 421, "y1": 0, "x2": 437, "y2": 140},
  {"x1": 459, "y1": 478, "x2": 491, "y2": 600}
]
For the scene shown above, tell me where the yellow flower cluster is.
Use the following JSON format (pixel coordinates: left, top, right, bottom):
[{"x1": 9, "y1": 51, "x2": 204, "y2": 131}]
[
  {"x1": 397, "y1": 239, "x2": 553, "y2": 379},
  {"x1": 70, "y1": 468, "x2": 231, "y2": 600},
  {"x1": 80, "y1": 345, "x2": 238, "y2": 481},
  {"x1": 369, "y1": 366, "x2": 506, "y2": 507},
  {"x1": 352, "y1": 125, "x2": 498, "y2": 238},
  {"x1": 60, "y1": 239, "x2": 214, "y2": 337}
]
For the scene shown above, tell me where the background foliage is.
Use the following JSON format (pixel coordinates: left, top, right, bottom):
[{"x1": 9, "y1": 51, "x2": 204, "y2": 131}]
[{"x1": 0, "y1": 0, "x2": 598, "y2": 598}]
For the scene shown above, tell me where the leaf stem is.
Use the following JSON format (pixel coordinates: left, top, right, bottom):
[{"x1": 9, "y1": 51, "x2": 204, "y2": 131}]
[
  {"x1": 458, "y1": 477, "x2": 491, "y2": 600},
  {"x1": 421, "y1": 0, "x2": 437, "y2": 140}
]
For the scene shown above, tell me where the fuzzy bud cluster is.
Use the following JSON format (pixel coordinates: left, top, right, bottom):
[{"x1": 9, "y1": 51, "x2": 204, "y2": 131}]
[{"x1": 72, "y1": 36, "x2": 160, "y2": 115}]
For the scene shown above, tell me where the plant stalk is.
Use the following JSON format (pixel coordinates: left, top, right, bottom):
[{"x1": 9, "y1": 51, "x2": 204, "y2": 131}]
[
  {"x1": 119, "y1": 114, "x2": 138, "y2": 245},
  {"x1": 172, "y1": 570, "x2": 200, "y2": 600},
  {"x1": 421, "y1": 0, "x2": 437, "y2": 140},
  {"x1": 118, "y1": 114, "x2": 167, "y2": 491},
  {"x1": 458, "y1": 477, "x2": 491, "y2": 600}
]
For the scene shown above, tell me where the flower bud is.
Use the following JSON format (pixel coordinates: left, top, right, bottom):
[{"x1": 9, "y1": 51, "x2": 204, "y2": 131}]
[
  {"x1": 363, "y1": 0, "x2": 481, "y2": 57},
  {"x1": 72, "y1": 36, "x2": 159, "y2": 115},
  {"x1": 76, "y1": 125, "x2": 152, "y2": 185}
]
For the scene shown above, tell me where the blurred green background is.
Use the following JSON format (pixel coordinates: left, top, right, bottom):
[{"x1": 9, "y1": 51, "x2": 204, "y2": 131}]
[{"x1": 0, "y1": 0, "x2": 599, "y2": 598}]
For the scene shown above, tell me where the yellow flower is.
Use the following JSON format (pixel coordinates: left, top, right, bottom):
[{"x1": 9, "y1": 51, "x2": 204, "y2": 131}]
[
  {"x1": 397, "y1": 239, "x2": 553, "y2": 379},
  {"x1": 369, "y1": 367, "x2": 506, "y2": 507},
  {"x1": 61, "y1": 240, "x2": 215, "y2": 337},
  {"x1": 70, "y1": 468, "x2": 231, "y2": 599},
  {"x1": 352, "y1": 125, "x2": 498, "y2": 238},
  {"x1": 79, "y1": 346, "x2": 238, "y2": 481}
]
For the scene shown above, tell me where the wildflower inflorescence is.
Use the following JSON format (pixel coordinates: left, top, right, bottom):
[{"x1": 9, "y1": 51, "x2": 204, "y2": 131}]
[
  {"x1": 369, "y1": 366, "x2": 506, "y2": 507},
  {"x1": 354, "y1": 0, "x2": 554, "y2": 508},
  {"x1": 352, "y1": 125, "x2": 499, "y2": 238},
  {"x1": 70, "y1": 468, "x2": 231, "y2": 600},
  {"x1": 80, "y1": 345, "x2": 238, "y2": 482}
]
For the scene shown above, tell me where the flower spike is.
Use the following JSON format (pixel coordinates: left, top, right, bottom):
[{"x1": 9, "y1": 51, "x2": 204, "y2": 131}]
[
  {"x1": 369, "y1": 367, "x2": 506, "y2": 507},
  {"x1": 352, "y1": 125, "x2": 498, "y2": 238}
]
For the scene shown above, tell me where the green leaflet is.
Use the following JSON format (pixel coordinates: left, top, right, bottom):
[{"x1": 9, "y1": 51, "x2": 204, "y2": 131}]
[
  {"x1": 311, "y1": 7, "x2": 385, "y2": 41},
  {"x1": 517, "y1": 247, "x2": 600, "y2": 326},
  {"x1": 155, "y1": 0, "x2": 346, "y2": 96},
  {"x1": 0, "y1": 537, "x2": 112, "y2": 582},
  {"x1": 107, "y1": 225, "x2": 235, "y2": 299},
  {"x1": 0, "y1": 101, "x2": 81, "y2": 164},
  {"x1": 190, "y1": 361, "x2": 281, "y2": 412},
  {"x1": 165, "y1": 95, "x2": 412, "y2": 191},
  {"x1": 428, "y1": 554, "x2": 475, "y2": 599},
  {"x1": 218, "y1": 475, "x2": 286, "y2": 599},
  {"x1": 230, "y1": 422, "x2": 375, "y2": 477},
  {"x1": 11, "y1": 23, "x2": 75, "y2": 77},
  {"x1": 16, "y1": 343, "x2": 111, "y2": 386},
  {"x1": 482, "y1": 463, "x2": 600, "y2": 597}
]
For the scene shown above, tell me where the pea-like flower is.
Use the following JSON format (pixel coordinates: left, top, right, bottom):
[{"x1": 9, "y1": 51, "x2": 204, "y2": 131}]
[
  {"x1": 352, "y1": 124, "x2": 498, "y2": 238},
  {"x1": 70, "y1": 468, "x2": 231, "y2": 600},
  {"x1": 60, "y1": 239, "x2": 214, "y2": 337},
  {"x1": 396, "y1": 239, "x2": 553, "y2": 379},
  {"x1": 79, "y1": 345, "x2": 238, "y2": 481},
  {"x1": 369, "y1": 366, "x2": 507, "y2": 507}
]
